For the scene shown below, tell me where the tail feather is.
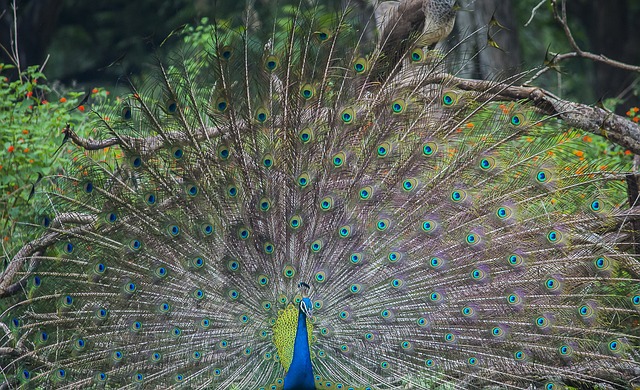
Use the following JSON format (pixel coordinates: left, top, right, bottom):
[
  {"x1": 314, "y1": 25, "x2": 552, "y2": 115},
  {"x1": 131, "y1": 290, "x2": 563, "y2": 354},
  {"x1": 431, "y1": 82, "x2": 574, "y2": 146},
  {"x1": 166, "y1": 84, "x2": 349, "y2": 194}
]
[{"x1": 1, "y1": 1, "x2": 639, "y2": 389}]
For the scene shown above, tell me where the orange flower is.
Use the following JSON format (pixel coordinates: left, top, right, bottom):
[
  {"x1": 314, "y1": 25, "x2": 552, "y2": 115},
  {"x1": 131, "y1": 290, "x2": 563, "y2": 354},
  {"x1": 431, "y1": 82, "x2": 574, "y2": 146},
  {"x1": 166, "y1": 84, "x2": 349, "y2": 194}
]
[
  {"x1": 7, "y1": 145, "x2": 14, "y2": 153},
  {"x1": 625, "y1": 150, "x2": 633, "y2": 155},
  {"x1": 22, "y1": 129, "x2": 28, "y2": 134},
  {"x1": 23, "y1": 148, "x2": 29, "y2": 153},
  {"x1": 41, "y1": 100, "x2": 48, "y2": 105},
  {"x1": 92, "y1": 88, "x2": 99, "y2": 94},
  {"x1": 627, "y1": 110, "x2": 632, "y2": 117},
  {"x1": 105, "y1": 91, "x2": 110, "y2": 95},
  {"x1": 3, "y1": 236, "x2": 8, "y2": 242},
  {"x1": 29, "y1": 159, "x2": 34, "y2": 163},
  {"x1": 634, "y1": 117, "x2": 639, "y2": 123},
  {"x1": 32, "y1": 78, "x2": 37, "y2": 84},
  {"x1": 582, "y1": 135, "x2": 592, "y2": 142},
  {"x1": 633, "y1": 107, "x2": 639, "y2": 113},
  {"x1": 78, "y1": 105, "x2": 85, "y2": 112},
  {"x1": 59, "y1": 97, "x2": 67, "y2": 103},
  {"x1": 573, "y1": 150, "x2": 584, "y2": 157},
  {"x1": 466, "y1": 123, "x2": 474, "y2": 128},
  {"x1": 26, "y1": 91, "x2": 33, "y2": 97}
]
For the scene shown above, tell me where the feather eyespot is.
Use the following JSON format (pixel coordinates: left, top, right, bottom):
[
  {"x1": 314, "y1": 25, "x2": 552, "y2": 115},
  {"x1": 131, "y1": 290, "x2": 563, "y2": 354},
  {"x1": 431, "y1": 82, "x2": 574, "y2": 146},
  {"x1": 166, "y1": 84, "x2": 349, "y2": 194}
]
[
  {"x1": 300, "y1": 83, "x2": 316, "y2": 100},
  {"x1": 441, "y1": 91, "x2": 458, "y2": 106},
  {"x1": 121, "y1": 106, "x2": 132, "y2": 120},
  {"x1": 377, "y1": 142, "x2": 391, "y2": 157},
  {"x1": 391, "y1": 98, "x2": 405, "y2": 113},
  {"x1": 299, "y1": 127, "x2": 314, "y2": 144},
  {"x1": 219, "y1": 45, "x2": 233, "y2": 60},
  {"x1": 340, "y1": 108, "x2": 355, "y2": 124},
  {"x1": 332, "y1": 152, "x2": 346, "y2": 167},
  {"x1": 353, "y1": 58, "x2": 368, "y2": 74},
  {"x1": 410, "y1": 48, "x2": 424, "y2": 62},
  {"x1": 264, "y1": 55, "x2": 280, "y2": 71},
  {"x1": 255, "y1": 107, "x2": 269, "y2": 123}
]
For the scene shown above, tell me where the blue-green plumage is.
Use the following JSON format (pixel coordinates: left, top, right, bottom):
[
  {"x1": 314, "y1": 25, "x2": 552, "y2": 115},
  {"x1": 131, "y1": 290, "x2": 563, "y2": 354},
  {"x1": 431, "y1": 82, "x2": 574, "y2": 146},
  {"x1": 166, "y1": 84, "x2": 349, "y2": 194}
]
[{"x1": 284, "y1": 298, "x2": 315, "y2": 390}]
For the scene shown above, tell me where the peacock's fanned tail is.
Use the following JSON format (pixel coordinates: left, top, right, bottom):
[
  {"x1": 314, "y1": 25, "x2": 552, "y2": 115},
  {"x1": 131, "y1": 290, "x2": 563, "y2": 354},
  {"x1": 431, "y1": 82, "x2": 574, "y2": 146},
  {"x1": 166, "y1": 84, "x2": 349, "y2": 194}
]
[{"x1": 1, "y1": 1, "x2": 639, "y2": 389}]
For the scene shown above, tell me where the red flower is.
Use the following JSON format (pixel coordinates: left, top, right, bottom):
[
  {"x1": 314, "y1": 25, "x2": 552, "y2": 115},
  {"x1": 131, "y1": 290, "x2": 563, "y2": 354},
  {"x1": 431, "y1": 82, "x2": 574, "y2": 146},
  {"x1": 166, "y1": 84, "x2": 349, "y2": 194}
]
[{"x1": 7, "y1": 145, "x2": 15, "y2": 153}]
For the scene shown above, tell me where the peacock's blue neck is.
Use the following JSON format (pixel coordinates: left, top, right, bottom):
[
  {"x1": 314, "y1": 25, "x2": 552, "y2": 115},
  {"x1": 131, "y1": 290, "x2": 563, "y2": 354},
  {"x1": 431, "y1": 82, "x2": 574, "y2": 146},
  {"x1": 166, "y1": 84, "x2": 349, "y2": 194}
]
[{"x1": 283, "y1": 309, "x2": 315, "y2": 390}]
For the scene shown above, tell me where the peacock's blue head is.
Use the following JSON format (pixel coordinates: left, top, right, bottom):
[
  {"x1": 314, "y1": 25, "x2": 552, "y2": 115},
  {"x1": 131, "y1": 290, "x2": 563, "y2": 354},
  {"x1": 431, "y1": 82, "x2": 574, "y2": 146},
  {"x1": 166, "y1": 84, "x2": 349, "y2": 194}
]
[{"x1": 300, "y1": 297, "x2": 313, "y2": 318}]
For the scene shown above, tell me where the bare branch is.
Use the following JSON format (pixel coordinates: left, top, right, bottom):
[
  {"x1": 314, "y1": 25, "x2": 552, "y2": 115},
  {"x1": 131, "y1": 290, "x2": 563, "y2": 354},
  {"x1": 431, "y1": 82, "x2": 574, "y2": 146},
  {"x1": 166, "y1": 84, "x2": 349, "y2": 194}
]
[
  {"x1": 551, "y1": 0, "x2": 640, "y2": 73},
  {"x1": 0, "y1": 213, "x2": 96, "y2": 296},
  {"x1": 11, "y1": 0, "x2": 20, "y2": 73},
  {"x1": 527, "y1": 1, "x2": 640, "y2": 85},
  {"x1": 63, "y1": 120, "x2": 220, "y2": 153},
  {"x1": 417, "y1": 74, "x2": 640, "y2": 153},
  {"x1": 524, "y1": 0, "x2": 547, "y2": 27},
  {"x1": 58, "y1": 74, "x2": 640, "y2": 162}
]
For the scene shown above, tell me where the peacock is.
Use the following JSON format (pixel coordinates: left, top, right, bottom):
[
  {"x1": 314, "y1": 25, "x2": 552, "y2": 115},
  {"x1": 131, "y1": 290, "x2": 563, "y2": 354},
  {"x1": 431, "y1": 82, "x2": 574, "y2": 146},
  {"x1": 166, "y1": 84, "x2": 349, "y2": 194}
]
[{"x1": 2, "y1": 0, "x2": 640, "y2": 388}]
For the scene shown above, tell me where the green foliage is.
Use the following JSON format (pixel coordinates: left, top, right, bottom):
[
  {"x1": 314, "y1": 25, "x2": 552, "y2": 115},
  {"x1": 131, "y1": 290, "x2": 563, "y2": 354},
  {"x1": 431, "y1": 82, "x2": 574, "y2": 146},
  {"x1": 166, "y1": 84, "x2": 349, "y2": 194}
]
[{"x1": 0, "y1": 64, "x2": 90, "y2": 255}]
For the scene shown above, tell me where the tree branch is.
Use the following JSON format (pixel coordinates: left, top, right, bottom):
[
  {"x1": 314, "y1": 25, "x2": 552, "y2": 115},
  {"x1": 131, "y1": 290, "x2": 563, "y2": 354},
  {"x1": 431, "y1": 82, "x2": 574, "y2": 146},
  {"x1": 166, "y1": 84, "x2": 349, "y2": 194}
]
[
  {"x1": 527, "y1": 1, "x2": 640, "y2": 84},
  {"x1": 419, "y1": 73, "x2": 640, "y2": 153},
  {"x1": 62, "y1": 119, "x2": 220, "y2": 153},
  {"x1": 0, "y1": 213, "x2": 96, "y2": 296}
]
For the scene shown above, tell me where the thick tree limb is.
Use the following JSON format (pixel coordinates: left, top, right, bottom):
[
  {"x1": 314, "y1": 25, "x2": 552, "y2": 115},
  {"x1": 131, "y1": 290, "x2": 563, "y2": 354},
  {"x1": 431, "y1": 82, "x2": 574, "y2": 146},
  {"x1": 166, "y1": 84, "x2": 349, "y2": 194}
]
[
  {"x1": 60, "y1": 73, "x2": 640, "y2": 155},
  {"x1": 421, "y1": 73, "x2": 640, "y2": 154},
  {"x1": 61, "y1": 121, "x2": 220, "y2": 153},
  {"x1": 0, "y1": 213, "x2": 95, "y2": 296}
]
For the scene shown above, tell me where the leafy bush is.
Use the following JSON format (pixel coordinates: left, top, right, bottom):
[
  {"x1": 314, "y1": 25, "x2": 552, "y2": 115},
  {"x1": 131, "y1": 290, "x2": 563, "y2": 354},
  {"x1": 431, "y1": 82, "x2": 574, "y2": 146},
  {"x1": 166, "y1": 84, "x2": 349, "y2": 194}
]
[{"x1": 0, "y1": 64, "x2": 104, "y2": 255}]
